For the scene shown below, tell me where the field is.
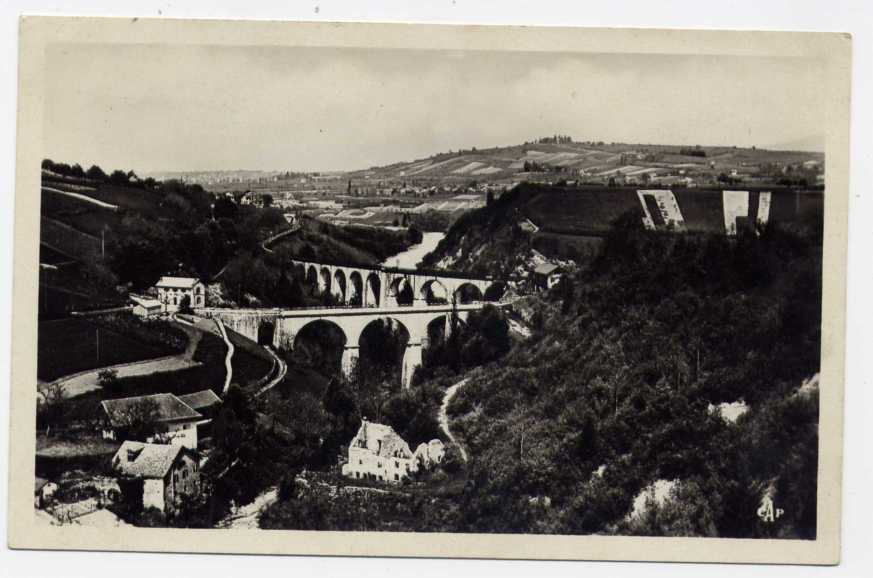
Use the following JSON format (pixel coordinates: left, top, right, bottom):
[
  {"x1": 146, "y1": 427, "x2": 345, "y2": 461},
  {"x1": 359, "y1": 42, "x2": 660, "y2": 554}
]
[
  {"x1": 37, "y1": 317, "x2": 180, "y2": 381},
  {"x1": 60, "y1": 331, "x2": 229, "y2": 429},
  {"x1": 41, "y1": 189, "x2": 123, "y2": 238},
  {"x1": 40, "y1": 216, "x2": 102, "y2": 262}
]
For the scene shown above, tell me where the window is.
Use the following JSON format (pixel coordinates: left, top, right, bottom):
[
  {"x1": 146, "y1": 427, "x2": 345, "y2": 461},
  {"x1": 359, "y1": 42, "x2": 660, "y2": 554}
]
[
  {"x1": 182, "y1": 470, "x2": 188, "y2": 480},
  {"x1": 355, "y1": 472, "x2": 360, "y2": 479},
  {"x1": 394, "y1": 474, "x2": 399, "y2": 481},
  {"x1": 359, "y1": 459, "x2": 362, "y2": 465},
  {"x1": 395, "y1": 461, "x2": 399, "y2": 469}
]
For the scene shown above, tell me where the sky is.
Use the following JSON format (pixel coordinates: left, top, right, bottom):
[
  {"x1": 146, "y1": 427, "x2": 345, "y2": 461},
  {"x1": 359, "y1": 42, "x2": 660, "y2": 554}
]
[{"x1": 43, "y1": 44, "x2": 825, "y2": 173}]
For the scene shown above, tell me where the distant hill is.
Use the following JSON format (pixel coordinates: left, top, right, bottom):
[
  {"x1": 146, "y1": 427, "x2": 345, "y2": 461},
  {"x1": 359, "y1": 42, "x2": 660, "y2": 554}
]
[
  {"x1": 347, "y1": 140, "x2": 824, "y2": 188},
  {"x1": 139, "y1": 140, "x2": 824, "y2": 194}
]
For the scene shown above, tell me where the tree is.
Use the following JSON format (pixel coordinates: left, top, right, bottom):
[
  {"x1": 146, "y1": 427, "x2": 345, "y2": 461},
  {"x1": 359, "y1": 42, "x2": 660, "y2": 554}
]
[
  {"x1": 486, "y1": 190, "x2": 495, "y2": 206},
  {"x1": 86, "y1": 164, "x2": 108, "y2": 181},
  {"x1": 98, "y1": 368, "x2": 119, "y2": 389},
  {"x1": 262, "y1": 194, "x2": 274, "y2": 207},
  {"x1": 178, "y1": 294, "x2": 193, "y2": 314},
  {"x1": 109, "y1": 170, "x2": 130, "y2": 185},
  {"x1": 116, "y1": 398, "x2": 163, "y2": 442},
  {"x1": 37, "y1": 382, "x2": 67, "y2": 435}
]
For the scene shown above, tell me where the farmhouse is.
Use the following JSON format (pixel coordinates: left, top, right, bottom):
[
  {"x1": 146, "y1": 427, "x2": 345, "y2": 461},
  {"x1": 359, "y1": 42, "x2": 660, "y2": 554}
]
[
  {"x1": 111, "y1": 441, "x2": 199, "y2": 515},
  {"x1": 154, "y1": 276, "x2": 205, "y2": 312},
  {"x1": 532, "y1": 263, "x2": 563, "y2": 291},
  {"x1": 101, "y1": 393, "x2": 203, "y2": 449},
  {"x1": 341, "y1": 419, "x2": 445, "y2": 484}
]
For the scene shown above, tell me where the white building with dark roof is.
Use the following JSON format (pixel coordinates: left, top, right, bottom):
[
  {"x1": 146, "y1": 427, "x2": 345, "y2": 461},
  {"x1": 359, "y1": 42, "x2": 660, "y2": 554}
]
[
  {"x1": 154, "y1": 276, "x2": 205, "y2": 312},
  {"x1": 341, "y1": 419, "x2": 445, "y2": 483},
  {"x1": 111, "y1": 441, "x2": 199, "y2": 514},
  {"x1": 101, "y1": 393, "x2": 203, "y2": 449}
]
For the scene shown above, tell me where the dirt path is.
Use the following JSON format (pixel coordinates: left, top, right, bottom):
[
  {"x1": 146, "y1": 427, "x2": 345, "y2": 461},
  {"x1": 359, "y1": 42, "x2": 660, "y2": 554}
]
[
  {"x1": 439, "y1": 378, "x2": 469, "y2": 462},
  {"x1": 212, "y1": 318, "x2": 235, "y2": 394},
  {"x1": 217, "y1": 487, "x2": 278, "y2": 529}
]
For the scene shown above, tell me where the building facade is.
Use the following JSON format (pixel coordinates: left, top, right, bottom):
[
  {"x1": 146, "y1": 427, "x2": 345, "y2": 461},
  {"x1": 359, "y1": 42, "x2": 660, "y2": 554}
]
[
  {"x1": 112, "y1": 441, "x2": 200, "y2": 515},
  {"x1": 154, "y1": 276, "x2": 205, "y2": 312}
]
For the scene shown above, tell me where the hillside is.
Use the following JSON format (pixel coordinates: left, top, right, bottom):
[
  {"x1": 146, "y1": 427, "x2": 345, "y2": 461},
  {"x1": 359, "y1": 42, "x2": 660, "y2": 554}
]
[
  {"x1": 445, "y1": 217, "x2": 822, "y2": 537},
  {"x1": 38, "y1": 161, "x2": 294, "y2": 317},
  {"x1": 420, "y1": 183, "x2": 824, "y2": 277},
  {"x1": 347, "y1": 140, "x2": 823, "y2": 188}
]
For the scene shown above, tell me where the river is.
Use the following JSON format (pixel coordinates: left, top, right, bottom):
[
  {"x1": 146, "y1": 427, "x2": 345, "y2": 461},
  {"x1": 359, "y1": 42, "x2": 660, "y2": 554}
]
[{"x1": 381, "y1": 231, "x2": 445, "y2": 269}]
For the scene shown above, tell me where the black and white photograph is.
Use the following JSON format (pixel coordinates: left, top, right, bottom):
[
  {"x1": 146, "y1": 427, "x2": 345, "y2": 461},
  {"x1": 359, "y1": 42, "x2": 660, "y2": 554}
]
[{"x1": 7, "y1": 16, "x2": 851, "y2": 565}]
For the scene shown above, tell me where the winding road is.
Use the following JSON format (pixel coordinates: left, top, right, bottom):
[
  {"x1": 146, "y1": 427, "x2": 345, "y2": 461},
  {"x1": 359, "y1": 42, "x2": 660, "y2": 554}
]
[
  {"x1": 43, "y1": 322, "x2": 203, "y2": 398},
  {"x1": 256, "y1": 347, "x2": 288, "y2": 397}
]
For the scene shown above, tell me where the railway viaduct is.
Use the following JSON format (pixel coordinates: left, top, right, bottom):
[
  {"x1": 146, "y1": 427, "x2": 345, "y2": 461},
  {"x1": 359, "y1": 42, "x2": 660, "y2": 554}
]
[
  {"x1": 287, "y1": 258, "x2": 505, "y2": 308},
  {"x1": 198, "y1": 302, "x2": 494, "y2": 388}
]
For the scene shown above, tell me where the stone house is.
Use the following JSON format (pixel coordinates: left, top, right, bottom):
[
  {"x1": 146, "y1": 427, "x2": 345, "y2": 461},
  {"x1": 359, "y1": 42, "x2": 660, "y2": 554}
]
[
  {"x1": 101, "y1": 393, "x2": 203, "y2": 450},
  {"x1": 111, "y1": 441, "x2": 199, "y2": 515},
  {"x1": 154, "y1": 276, "x2": 205, "y2": 312},
  {"x1": 341, "y1": 419, "x2": 445, "y2": 484}
]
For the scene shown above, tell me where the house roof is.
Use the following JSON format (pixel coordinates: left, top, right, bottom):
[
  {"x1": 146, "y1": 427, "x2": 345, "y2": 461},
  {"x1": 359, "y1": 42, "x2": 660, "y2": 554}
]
[
  {"x1": 352, "y1": 420, "x2": 413, "y2": 459},
  {"x1": 130, "y1": 295, "x2": 162, "y2": 308},
  {"x1": 534, "y1": 263, "x2": 561, "y2": 276},
  {"x1": 155, "y1": 276, "x2": 200, "y2": 289},
  {"x1": 112, "y1": 441, "x2": 186, "y2": 479},
  {"x1": 178, "y1": 389, "x2": 222, "y2": 411},
  {"x1": 101, "y1": 393, "x2": 202, "y2": 428}
]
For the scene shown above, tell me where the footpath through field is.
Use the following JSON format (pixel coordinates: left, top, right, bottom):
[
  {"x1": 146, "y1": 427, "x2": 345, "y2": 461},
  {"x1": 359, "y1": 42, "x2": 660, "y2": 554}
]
[
  {"x1": 439, "y1": 378, "x2": 469, "y2": 462},
  {"x1": 44, "y1": 321, "x2": 203, "y2": 398}
]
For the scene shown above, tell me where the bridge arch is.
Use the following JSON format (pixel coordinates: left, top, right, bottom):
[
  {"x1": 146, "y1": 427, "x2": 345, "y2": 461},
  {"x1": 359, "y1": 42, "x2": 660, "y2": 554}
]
[
  {"x1": 365, "y1": 272, "x2": 381, "y2": 307},
  {"x1": 388, "y1": 275, "x2": 415, "y2": 307},
  {"x1": 348, "y1": 271, "x2": 364, "y2": 306},
  {"x1": 257, "y1": 319, "x2": 275, "y2": 346},
  {"x1": 357, "y1": 317, "x2": 412, "y2": 389},
  {"x1": 333, "y1": 269, "x2": 347, "y2": 302},
  {"x1": 483, "y1": 281, "x2": 507, "y2": 302},
  {"x1": 292, "y1": 318, "x2": 348, "y2": 377},
  {"x1": 319, "y1": 267, "x2": 332, "y2": 295},
  {"x1": 305, "y1": 265, "x2": 318, "y2": 290},
  {"x1": 454, "y1": 282, "x2": 484, "y2": 304},
  {"x1": 420, "y1": 279, "x2": 449, "y2": 305}
]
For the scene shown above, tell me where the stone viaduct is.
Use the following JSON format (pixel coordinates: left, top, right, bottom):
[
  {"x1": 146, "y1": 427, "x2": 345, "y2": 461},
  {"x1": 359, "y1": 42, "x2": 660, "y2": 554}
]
[
  {"x1": 288, "y1": 258, "x2": 504, "y2": 308},
  {"x1": 199, "y1": 303, "x2": 492, "y2": 388}
]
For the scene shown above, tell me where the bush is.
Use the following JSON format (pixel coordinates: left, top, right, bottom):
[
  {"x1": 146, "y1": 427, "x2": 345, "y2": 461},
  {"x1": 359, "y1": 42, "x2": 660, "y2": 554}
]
[{"x1": 441, "y1": 444, "x2": 465, "y2": 475}]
